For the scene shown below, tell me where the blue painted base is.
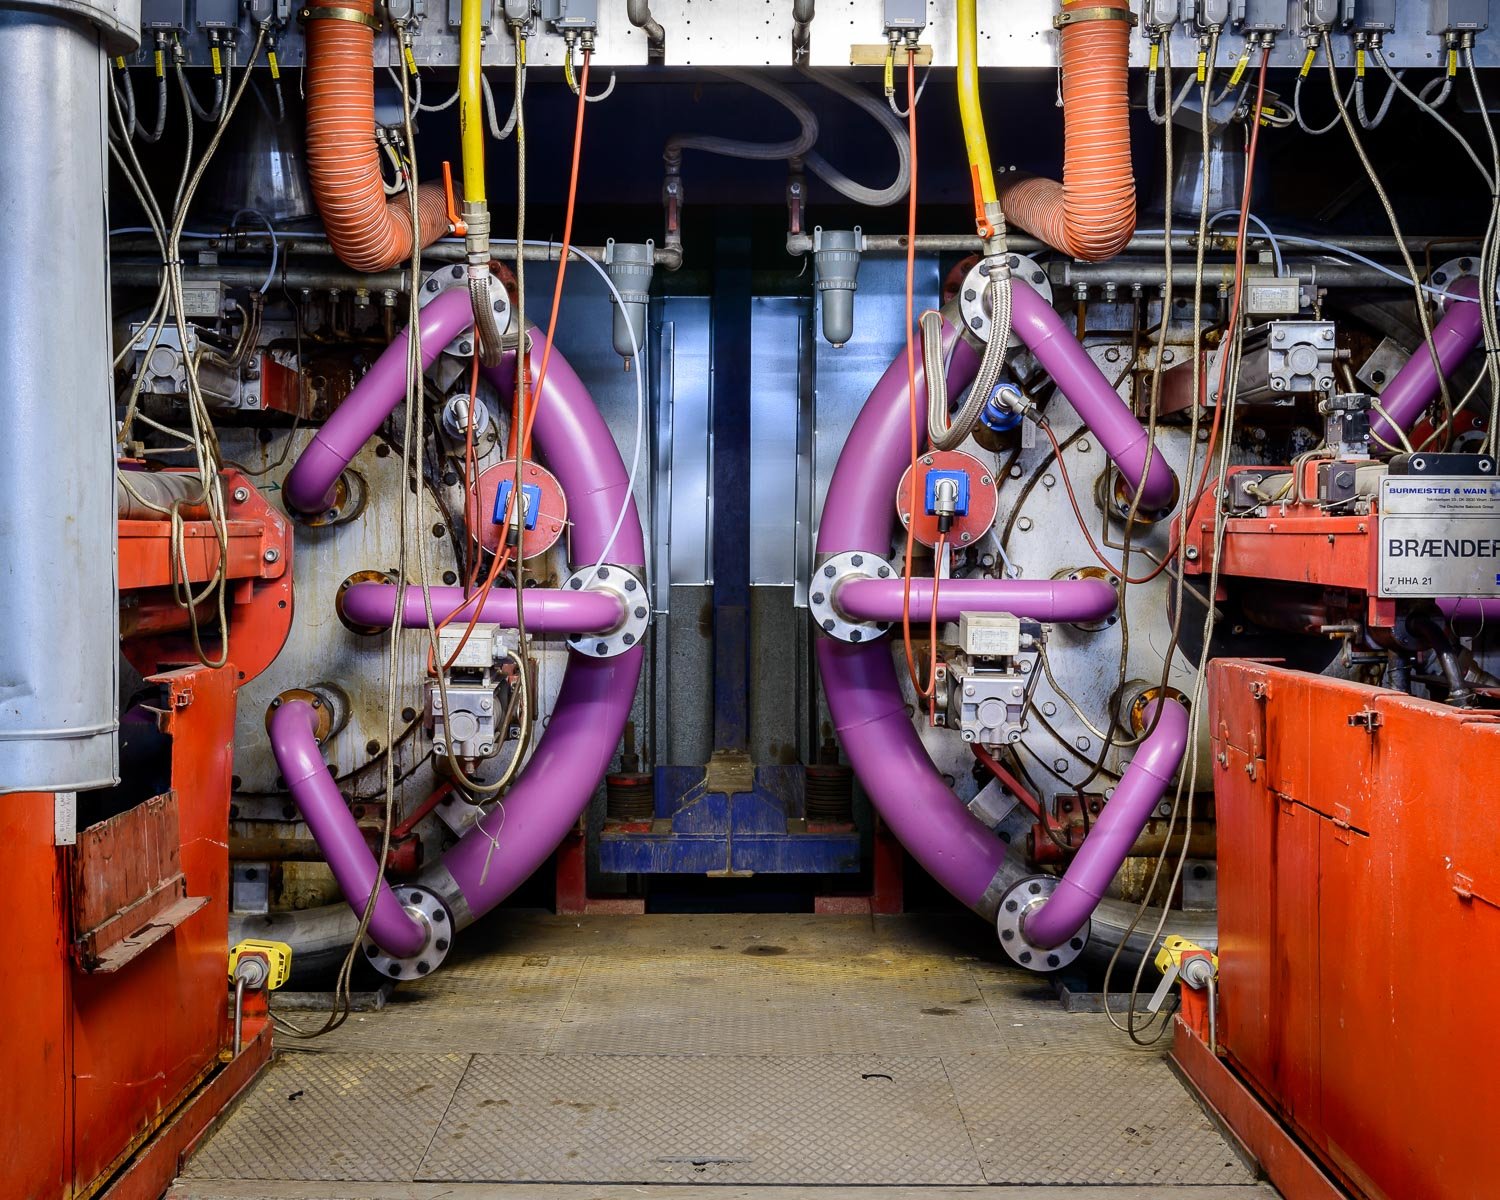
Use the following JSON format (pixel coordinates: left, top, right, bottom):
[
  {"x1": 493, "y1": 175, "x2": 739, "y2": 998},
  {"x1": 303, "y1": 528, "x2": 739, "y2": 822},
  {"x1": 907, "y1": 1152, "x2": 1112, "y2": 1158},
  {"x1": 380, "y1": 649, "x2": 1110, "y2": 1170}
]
[{"x1": 597, "y1": 764, "x2": 861, "y2": 875}]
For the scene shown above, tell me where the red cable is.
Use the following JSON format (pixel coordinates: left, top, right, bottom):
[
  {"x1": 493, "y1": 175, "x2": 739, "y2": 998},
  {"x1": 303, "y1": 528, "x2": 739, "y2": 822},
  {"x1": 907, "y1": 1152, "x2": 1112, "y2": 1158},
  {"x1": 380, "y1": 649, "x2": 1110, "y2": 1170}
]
[{"x1": 972, "y1": 742, "x2": 1044, "y2": 821}]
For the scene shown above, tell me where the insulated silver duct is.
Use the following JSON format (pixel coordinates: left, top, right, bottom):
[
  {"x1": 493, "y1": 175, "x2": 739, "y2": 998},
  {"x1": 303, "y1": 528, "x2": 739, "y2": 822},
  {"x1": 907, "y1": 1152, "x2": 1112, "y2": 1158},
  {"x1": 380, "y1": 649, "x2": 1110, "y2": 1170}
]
[{"x1": 0, "y1": 0, "x2": 136, "y2": 794}]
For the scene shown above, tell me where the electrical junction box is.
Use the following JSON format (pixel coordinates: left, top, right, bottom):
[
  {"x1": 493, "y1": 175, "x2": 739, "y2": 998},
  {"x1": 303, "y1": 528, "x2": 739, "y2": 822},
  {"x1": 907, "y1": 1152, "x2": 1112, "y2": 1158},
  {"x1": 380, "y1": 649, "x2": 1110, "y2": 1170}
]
[
  {"x1": 883, "y1": 0, "x2": 926, "y2": 35},
  {"x1": 194, "y1": 0, "x2": 238, "y2": 30},
  {"x1": 1352, "y1": 0, "x2": 1396, "y2": 31},
  {"x1": 140, "y1": 0, "x2": 188, "y2": 33},
  {"x1": 1299, "y1": 0, "x2": 1348, "y2": 30},
  {"x1": 1195, "y1": 0, "x2": 1231, "y2": 32},
  {"x1": 542, "y1": 0, "x2": 596, "y2": 32},
  {"x1": 1235, "y1": 0, "x2": 1289, "y2": 33},
  {"x1": 1430, "y1": 0, "x2": 1490, "y2": 34},
  {"x1": 923, "y1": 469, "x2": 970, "y2": 519},
  {"x1": 1144, "y1": 0, "x2": 1181, "y2": 31},
  {"x1": 494, "y1": 479, "x2": 542, "y2": 530},
  {"x1": 958, "y1": 612, "x2": 1021, "y2": 658},
  {"x1": 1378, "y1": 475, "x2": 1500, "y2": 597}
]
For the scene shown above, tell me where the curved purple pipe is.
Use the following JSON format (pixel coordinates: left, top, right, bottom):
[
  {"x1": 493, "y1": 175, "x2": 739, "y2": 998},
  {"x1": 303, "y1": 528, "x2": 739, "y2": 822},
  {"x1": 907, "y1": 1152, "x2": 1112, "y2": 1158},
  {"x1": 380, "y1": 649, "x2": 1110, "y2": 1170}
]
[
  {"x1": 343, "y1": 582, "x2": 625, "y2": 634},
  {"x1": 837, "y1": 577, "x2": 1117, "y2": 625},
  {"x1": 268, "y1": 700, "x2": 427, "y2": 958},
  {"x1": 284, "y1": 288, "x2": 475, "y2": 513},
  {"x1": 819, "y1": 638, "x2": 1010, "y2": 907},
  {"x1": 1369, "y1": 277, "x2": 1483, "y2": 447},
  {"x1": 1437, "y1": 597, "x2": 1500, "y2": 628},
  {"x1": 1022, "y1": 699, "x2": 1189, "y2": 950},
  {"x1": 1009, "y1": 281, "x2": 1176, "y2": 510}
]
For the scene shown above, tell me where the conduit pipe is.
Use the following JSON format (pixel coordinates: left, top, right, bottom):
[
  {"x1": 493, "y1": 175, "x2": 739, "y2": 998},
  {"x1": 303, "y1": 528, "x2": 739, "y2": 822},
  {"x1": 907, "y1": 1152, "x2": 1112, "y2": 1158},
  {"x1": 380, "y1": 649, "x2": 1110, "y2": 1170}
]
[
  {"x1": 1019, "y1": 699, "x2": 1189, "y2": 950},
  {"x1": 284, "y1": 287, "x2": 475, "y2": 513},
  {"x1": 836, "y1": 577, "x2": 1117, "y2": 625},
  {"x1": 993, "y1": 0, "x2": 1136, "y2": 261},
  {"x1": 1368, "y1": 276, "x2": 1484, "y2": 447},
  {"x1": 956, "y1": 0, "x2": 999, "y2": 234},
  {"x1": 342, "y1": 582, "x2": 625, "y2": 634},
  {"x1": 269, "y1": 699, "x2": 428, "y2": 958},
  {"x1": 304, "y1": 0, "x2": 450, "y2": 273},
  {"x1": 1010, "y1": 281, "x2": 1177, "y2": 510},
  {"x1": 274, "y1": 331, "x2": 644, "y2": 962}
]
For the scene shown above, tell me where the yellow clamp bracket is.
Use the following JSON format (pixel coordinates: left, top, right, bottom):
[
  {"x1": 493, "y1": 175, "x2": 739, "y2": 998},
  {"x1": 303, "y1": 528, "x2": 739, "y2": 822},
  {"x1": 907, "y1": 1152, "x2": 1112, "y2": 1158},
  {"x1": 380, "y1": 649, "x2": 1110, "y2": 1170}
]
[
  {"x1": 1355, "y1": 48, "x2": 1366, "y2": 78},
  {"x1": 403, "y1": 40, "x2": 418, "y2": 75},
  {"x1": 268, "y1": 48, "x2": 281, "y2": 79},
  {"x1": 229, "y1": 939, "x2": 293, "y2": 990},
  {"x1": 1228, "y1": 49, "x2": 1249, "y2": 87},
  {"x1": 1448, "y1": 47, "x2": 1459, "y2": 78},
  {"x1": 211, "y1": 43, "x2": 222, "y2": 74},
  {"x1": 1154, "y1": 934, "x2": 1218, "y2": 980},
  {"x1": 1147, "y1": 934, "x2": 1218, "y2": 1013},
  {"x1": 154, "y1": 48, "x2": 165, "y2": 78},
  {"x1": 1299, "y1": 46, "x2": 1317, "y2": 77}
]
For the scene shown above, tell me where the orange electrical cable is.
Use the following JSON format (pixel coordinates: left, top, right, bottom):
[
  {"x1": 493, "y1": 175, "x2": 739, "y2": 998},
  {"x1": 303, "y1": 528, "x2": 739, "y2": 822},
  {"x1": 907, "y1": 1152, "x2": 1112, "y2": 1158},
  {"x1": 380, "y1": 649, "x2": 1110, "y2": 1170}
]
[
  {"x1": 898, "y1": 51, "x2": 931, "y2": 699},
  {"x1": 520, "y1": 51, "x2": 591, "y2": 459}
]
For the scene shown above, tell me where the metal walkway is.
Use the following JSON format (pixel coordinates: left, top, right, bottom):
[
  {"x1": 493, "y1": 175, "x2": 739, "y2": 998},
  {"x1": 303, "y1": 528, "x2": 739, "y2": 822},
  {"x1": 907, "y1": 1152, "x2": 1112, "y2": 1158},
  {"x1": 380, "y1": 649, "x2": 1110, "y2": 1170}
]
[{"x1": 171, "y1": 913, "x2": 1275, "y2": 1197}]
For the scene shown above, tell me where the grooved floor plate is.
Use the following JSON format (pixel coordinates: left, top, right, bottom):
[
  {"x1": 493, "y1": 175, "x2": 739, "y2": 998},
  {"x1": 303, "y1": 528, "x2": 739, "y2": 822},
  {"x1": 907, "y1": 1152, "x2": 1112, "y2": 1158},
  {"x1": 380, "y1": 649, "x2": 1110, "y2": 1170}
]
[
  {"x1": 182, "y1": 1053, "x2": 468, "y2": 1182},
  {"x1": 548, "y1": 953, "x2": 1003, "y2": 1056},
  {"x1": 945, "y1": 1050, "x2": 1254, "y2": 1186},
  {"x1": 416, "y1": 1053, "x2": 985, "y2": 1185}
]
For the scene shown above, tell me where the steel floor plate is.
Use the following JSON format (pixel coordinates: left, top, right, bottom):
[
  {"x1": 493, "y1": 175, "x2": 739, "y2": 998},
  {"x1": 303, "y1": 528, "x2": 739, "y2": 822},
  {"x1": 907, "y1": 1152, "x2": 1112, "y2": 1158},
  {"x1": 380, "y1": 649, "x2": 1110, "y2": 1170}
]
[{"x1": 182, "y1": 915, "x2": 1262, "y2": 1192}]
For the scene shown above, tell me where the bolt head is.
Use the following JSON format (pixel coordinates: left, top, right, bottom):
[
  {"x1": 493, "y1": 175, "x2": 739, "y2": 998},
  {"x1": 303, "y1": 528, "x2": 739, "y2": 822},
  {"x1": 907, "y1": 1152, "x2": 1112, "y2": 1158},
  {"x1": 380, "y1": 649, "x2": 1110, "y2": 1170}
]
[
  {"x1": 1185, "y1": 546, "x2": 1201, "y2": 561},
  {"x1": 263, "y1": 547, "x2": 281, "y2": 563},
  {"x1": 232, "y1": 486, "x2": 250, "y2": 503}
]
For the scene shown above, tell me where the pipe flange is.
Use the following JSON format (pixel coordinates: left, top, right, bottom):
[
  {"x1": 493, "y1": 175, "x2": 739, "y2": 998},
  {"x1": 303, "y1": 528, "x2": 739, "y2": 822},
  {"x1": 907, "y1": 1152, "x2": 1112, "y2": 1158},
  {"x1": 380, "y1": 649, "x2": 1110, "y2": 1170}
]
[
  {"x1": 361, "y1": 885, "x2": 453, "y2": 980},
  {"x1": 563, "y1": 565, "x2": 650, "y2": 657},
  {"x1": 1430, "y1": 256, "x2": 1481, "y2": 312},
  {"x1": 810, "y1": 551, "x2": 893, "y2": 644},
  {"x1": 417, "y1": 264, "x2": 512, "y2": 358},
  {"x1": 960, "y1": 254, "x2": 1052, "y2": 343},
  {"x1": 995, "y1": 875, "x2": 1089, "y2": 972}
]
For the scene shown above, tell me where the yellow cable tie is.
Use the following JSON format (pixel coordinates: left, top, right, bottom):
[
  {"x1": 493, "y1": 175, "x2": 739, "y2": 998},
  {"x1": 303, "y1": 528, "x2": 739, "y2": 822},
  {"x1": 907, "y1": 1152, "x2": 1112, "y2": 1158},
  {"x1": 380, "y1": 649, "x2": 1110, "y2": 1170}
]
[
  {"x1": 403, "y1": 42, "x2": 418, "y2": 75},
  {"x1": 154, "y1": 48, "x2": 164, "y2": 78},
  {"x1": 1228, "y1": 50, "x2": 1249, "y2": 87},
  {"x1": 1448, "y1": 48, "x2": 1458, "y2": 78},
  {"x1": 211, "y1": 44, "x2": 222, "y2": 75},
  {"x1": 1196, "y1": 49, "x2": 1206, "y2": 84},
  {"x1": 1299, "y1": 46, "x2": 1316, "y2": 78},
  {"x1": 268, "y1": 49, "x2": 280, "y2": 79},
  {"x1": 1148, "y1": 41, "x2": 1159, "y2": 73},
  {"x1": 1355, "y1": 48, "x2": 1366, "y2": 78},
  {"x1": 114, "y1": 54, "x2": 126, "y2": 69}
]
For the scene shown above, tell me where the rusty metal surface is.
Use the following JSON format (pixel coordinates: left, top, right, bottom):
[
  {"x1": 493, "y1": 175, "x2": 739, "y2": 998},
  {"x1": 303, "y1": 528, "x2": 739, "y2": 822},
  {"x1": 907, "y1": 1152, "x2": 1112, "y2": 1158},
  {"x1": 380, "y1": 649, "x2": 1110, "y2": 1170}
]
[{"x1": 1211, "y1": 659, "x2": 1500, "y2": 1200}]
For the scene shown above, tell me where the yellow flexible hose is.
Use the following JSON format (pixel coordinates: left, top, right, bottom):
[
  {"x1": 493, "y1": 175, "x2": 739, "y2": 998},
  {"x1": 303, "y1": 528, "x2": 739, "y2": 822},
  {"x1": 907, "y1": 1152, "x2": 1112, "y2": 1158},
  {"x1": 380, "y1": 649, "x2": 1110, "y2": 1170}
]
[{"x1": 956, "y1": 0, "x2": 997, "y2": 219}]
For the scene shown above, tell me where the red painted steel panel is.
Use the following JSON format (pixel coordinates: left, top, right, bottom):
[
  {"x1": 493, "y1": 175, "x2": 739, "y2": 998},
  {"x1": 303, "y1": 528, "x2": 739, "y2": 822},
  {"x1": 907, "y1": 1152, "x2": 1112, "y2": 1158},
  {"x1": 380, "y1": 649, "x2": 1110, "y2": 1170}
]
[
  {"x1": 0, "y1": 792, "x2": 72, "y2": 1199},
  {"x1": 1211, "y1": 660, "x2": 1500, "y2": 1200}
]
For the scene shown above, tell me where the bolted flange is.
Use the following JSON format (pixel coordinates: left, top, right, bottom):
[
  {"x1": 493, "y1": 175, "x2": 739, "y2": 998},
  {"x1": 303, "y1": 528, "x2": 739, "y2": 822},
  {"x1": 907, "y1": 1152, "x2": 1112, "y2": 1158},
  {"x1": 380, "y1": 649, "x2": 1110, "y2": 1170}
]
[
  {"x1": 361, "y1": 885, "x2": 453, "y2": 981},
  {"x1": 417, "y1": 263, "x2": 512, "y2": 357},
  {"x1": 960, "y1": 252, "x2": 1052, "y2": 343},
  {"x1": 809, "y1": 551, "x2": 894, "y2": 644},
  {"x1": 995, "y1": 875, "x2": 1089, "y2": 972},
  {"x1": 564, "y1": 565, "x2": 651, "y2": 658}
]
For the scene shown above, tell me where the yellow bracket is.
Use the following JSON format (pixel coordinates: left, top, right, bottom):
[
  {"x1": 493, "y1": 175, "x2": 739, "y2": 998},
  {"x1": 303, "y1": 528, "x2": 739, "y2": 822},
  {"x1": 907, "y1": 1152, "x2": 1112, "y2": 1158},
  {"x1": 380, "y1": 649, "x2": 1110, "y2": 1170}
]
[{"x1": 230, "y1": 939, "x2": 293, "y2": 990}]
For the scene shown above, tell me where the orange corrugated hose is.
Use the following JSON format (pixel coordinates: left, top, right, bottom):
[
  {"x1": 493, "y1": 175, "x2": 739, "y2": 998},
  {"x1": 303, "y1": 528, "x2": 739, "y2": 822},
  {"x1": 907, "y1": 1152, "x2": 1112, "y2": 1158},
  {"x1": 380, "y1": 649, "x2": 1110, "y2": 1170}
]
[
  {"x1": 305, "y1": 0, "x2": 451, "y2": 272},
  {"x1": 995, "y1": 0, "x2": 1135, "y2": 262}
]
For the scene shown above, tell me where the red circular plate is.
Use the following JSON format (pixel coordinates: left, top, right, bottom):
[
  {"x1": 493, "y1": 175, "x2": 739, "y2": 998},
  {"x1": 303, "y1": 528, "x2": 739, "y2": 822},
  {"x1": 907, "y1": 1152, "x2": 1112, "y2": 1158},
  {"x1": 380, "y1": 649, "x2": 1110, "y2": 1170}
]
[
  {"x1": 896, "y1": 449, "x2": 998, "y2": 550},
  {"x1": 467, "y1": 458, "x2": 568, "y2": 560}
]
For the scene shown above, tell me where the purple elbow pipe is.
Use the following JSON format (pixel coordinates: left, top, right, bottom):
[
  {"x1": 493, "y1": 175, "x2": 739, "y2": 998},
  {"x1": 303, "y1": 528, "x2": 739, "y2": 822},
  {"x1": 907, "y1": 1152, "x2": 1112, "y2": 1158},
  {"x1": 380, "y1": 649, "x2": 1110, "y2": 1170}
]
[
  {"x1": 1369, "y1": 277, "x2": 1483, "y2": 447},
  {"x1": 1022, "y1": 699, "x2": 1190, "y2": 950},
  {"x1": 1437, "y1": 597, "x2": 1500, "y2": 627},
  {"x1": 284, "y1": 288, "x2": 476, "y2": 513},
  {"x1": 342, "y1": 582, "x2": 625, "y2": 634},
  {"x1": 268, "y1": 699, "x2": 427, "y2": 958},
  {"x1": 837, "y1": 577, "x2": 1117, "y2": 625},
  {"x1": 1009, "y1": 281, "x2": 1176, "y2": 511}
]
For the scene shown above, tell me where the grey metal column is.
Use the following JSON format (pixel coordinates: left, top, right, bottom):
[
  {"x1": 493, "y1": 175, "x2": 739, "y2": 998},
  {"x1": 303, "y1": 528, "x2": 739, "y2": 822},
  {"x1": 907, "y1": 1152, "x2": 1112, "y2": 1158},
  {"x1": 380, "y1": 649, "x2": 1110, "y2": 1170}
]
[{"x1": 0, "y1": 0, "x2": 138, "y2": 793}]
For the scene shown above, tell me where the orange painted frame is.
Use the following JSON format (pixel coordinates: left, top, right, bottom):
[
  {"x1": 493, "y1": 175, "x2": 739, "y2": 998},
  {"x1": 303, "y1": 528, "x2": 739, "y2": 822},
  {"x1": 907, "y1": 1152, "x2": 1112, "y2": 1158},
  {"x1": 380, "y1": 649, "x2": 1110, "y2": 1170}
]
[{"x1": 1202, "y1": 660, "x2": 1500, "y2": 1200}]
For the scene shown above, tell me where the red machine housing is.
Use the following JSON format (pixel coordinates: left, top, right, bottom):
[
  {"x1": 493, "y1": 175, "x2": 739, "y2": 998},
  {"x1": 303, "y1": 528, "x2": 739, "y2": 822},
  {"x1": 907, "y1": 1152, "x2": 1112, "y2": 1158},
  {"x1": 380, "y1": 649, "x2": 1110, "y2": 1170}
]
[{"x1": 1174, "y1": 659, "x2": 1500, "y2": 1200}]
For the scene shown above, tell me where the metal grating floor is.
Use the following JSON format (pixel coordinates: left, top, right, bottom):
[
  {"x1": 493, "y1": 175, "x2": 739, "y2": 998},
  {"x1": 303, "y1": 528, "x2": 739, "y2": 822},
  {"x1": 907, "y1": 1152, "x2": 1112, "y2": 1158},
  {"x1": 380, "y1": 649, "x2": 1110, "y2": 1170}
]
[{"x1": 175, "y1": 913, "x2": 1272, "y2": 1196}]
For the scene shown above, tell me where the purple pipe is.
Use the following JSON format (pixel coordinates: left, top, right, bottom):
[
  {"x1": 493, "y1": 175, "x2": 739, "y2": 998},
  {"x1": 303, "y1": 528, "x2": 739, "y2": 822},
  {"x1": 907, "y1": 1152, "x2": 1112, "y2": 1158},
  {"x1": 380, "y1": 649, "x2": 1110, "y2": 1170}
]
[
  {"x1": 268, "y1": 700, "x2": 427, "y2": 958},
  {"x1": 1009, "y1": 281, "x2": 1176, "y2": 511},
  {"x1": 819, "y1": 638, "x2": 1010, "y2": 907},
  {"x1": 284, "y1": 288, "x2": 475, "y2": 513},
  {"x1": 1438, "y1": 597, "x2": 1500, "y2": 627},
  {"x1": 818, "y1": 318, "x2": 980, "y2": 554},
  {"x1": 343, "y1": 582, "x2": 625, "y2": 634},
  {"x1": 837, "y1": 577, "x2": 1117, "y2": 625},
  {"x1": 1369, "y1": 277, "x2": 1483, "y2": 447},
  {"x1": 1022, "y1": 699, "x2": 1189, "y2": 950}
]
